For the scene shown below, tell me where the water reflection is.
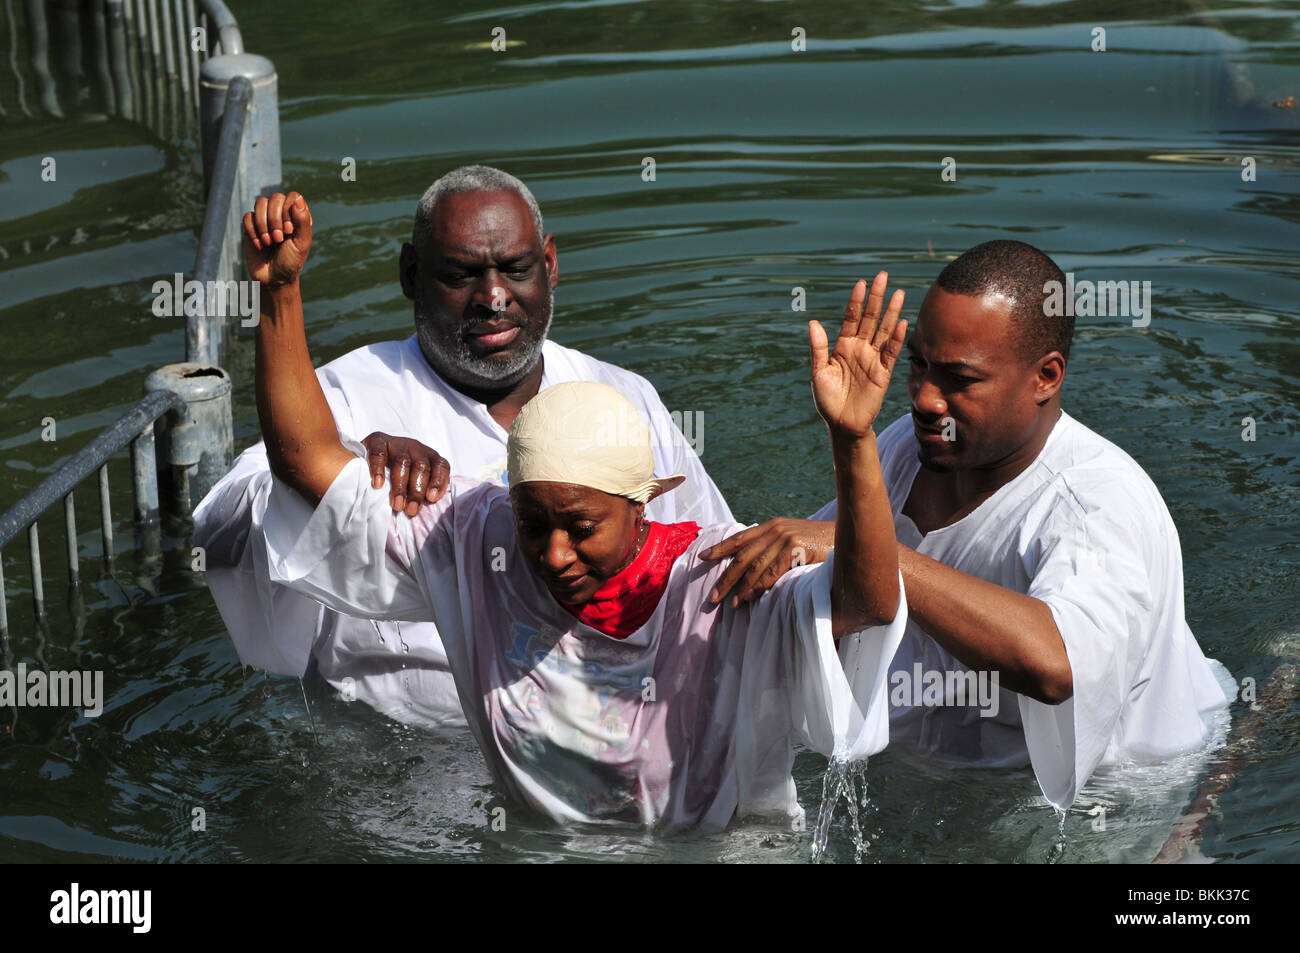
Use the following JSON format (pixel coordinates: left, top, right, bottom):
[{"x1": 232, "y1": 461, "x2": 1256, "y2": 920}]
[{"x1": 0, "y1": 0, "x2": 1297, "y2": 862}]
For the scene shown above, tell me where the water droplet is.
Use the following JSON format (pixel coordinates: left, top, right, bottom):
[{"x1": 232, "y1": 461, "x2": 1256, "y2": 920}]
[{"x1": 812, "y1": 757, "x2": 871, "y2": 864}]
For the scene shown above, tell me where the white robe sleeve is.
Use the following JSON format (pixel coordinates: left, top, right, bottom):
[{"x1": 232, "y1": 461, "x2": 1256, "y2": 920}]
[
  {"x1": 192, "y1": 375, "x2": 362, "y2": 676},
  {"x1": 261, "y1": 452, "x2": 453, "y2": 623},
  {"x1": 1016, "y1": 503, "x2": 1154, "y2": 809},
  {"x1": 731, "y1": 552, "x2": 907, "y2": 818},
  {"x1": 192, "y1": 445, "x2": 322, "y2": 676}
]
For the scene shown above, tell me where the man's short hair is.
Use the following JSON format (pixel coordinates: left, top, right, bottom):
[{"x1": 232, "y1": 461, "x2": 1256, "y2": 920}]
[
  {"x1": 935, "y1": 240, "x2": 1072, "y2": 364},
  {"x1": 412, "y1": 164, "x2": 545, "y2": 256}
]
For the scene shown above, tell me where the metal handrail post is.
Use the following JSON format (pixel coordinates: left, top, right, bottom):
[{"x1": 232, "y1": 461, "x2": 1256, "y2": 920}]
[
  {"x1": 191, "y1": 75, "x2": 250, "y2": 366},
  {"x1": 105, "y1": 0, "x2": 134, "y2": 119},
  {"x1": 143, "y1": 364, "x2": 233, "y2": 518},
  {"x1": 198, "y1": 0, "x2": 242, "y2": 55},
  {"x1": 199, "y1": 51, "x2": 280, "y2": 228},
  {"x1": 0, "y1": 391, "x2": 188, "y2": 551}
]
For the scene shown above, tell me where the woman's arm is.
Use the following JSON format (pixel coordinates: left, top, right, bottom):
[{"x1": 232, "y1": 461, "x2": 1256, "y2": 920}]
[
  {"x1": 245, "y1": 192, "x2": 366, "y2": 505},
  {"x1": 809, "y1": 273, "x2": 907, "y2": 636}
]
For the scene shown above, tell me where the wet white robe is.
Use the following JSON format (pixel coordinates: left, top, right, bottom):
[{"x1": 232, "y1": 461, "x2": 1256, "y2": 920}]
[
  {"x1": 262, "y1": 453, "x2": 907, "y2": 829},
  {"x1": 811, "y1": 411, "x2": 1235, "y2": 809},
  {"x1": 193, "y1": 335, "x2": 732, "y2": 728}
]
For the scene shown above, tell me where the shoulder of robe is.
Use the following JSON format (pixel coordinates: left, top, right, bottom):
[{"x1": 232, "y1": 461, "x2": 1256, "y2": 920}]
[
  {"x1": 1019, "y1": 417, "x2": 1180, "y2": 566},
  {"x1": 317, "y1": 337, "x2": 414, "y2": 381},
  {"x1": 543, "y1": 340, "x2": 665, "y2": 405},
  {"x1": 454, "y1": 480, "x2": 516, "y2": 542},
  {"x1": 447, "y1": 477, "x2": 511, "y2": 513},
  {"x1": 684, "y1": 523, "x2": 754, "y2": 570}
]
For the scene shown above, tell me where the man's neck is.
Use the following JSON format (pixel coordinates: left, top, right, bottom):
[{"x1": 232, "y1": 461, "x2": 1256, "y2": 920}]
[
  {"x1": 443, "y1": 356, "x2": 545, "y2": 433},
  {"x1": 906, "y1": 405, "x2": 1061, "y2": 534},
  {"x1": 952, "y1": 405, "x2": 1061, "y2": 504}
]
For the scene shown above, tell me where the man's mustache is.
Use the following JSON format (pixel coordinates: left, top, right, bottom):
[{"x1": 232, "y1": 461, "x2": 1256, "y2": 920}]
[{"x1": 461, "y1": 313, "x2": 525, "y2": 333}]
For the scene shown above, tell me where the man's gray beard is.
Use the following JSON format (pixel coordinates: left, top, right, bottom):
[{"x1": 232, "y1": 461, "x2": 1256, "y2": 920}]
[{"x1": 416, "y1": 285, "x2": 553, "y2": 389}]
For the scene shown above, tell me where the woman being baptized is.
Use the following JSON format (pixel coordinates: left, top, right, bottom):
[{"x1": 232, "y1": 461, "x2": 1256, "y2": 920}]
[{"x1": 254, "y1": 194, "x2": 908, "y2": 830}]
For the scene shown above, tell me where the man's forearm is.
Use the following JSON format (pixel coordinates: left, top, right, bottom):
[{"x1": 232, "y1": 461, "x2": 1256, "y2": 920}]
[
  {"x1": 830, "y1": 432, "x2": 900, "y2": 634},
  {"x1": 896, "y1": 544, "x2": 1072, "y2": 704},
  {"x1": 254, "y1": 281, "x2": 354, "y2": 506}
]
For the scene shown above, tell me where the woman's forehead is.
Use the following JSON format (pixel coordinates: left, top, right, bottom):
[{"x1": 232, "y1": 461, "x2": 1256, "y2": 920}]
[{"x1": 511, "y1": 481, "x2": 625, "y2": 511}]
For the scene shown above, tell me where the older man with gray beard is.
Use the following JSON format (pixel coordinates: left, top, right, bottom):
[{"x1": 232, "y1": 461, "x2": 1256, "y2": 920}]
[{"x1": 194, "y1": 166, "x2": 732, "y2": 729}]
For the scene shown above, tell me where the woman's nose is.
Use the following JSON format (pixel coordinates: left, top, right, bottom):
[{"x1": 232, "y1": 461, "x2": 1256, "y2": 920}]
[{"x1": 542, "y1": 530, "x2": 575, "y2": 572}]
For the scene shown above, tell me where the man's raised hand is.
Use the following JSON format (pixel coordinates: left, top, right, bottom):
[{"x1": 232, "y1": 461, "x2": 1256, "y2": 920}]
[
  {"x1": 242, "y1": 191, "x2": 313, "y2": 288},
  {"x1": 809, "y1": 272, "x2": 907, "y2": 438},
  {"x1": 361, "y1": 432, "x2": 451, "y2": 516}
]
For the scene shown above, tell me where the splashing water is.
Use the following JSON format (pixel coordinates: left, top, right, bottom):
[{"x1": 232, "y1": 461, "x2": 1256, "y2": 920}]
[
  {"x1": 811, "y1": 758, "x2": 872, "y2": 864},
  {"x1": 1046, "y1": 806, "x2": 1069, "y2": 863},
  {"x1": 298, "y1": 677, "x2": 317, "y2": 743}
]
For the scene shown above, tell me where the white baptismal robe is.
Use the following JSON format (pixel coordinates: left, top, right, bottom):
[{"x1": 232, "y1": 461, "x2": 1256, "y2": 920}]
[
  {"x1": 262, "y1": 454, "x2": 907, "y2": 829},
  {"x1": 811, "y1": 411, "x2": 1235, "y2": 809},
  {"x1": 193, "y1": 335, "x2": 733, "y2": 728}
]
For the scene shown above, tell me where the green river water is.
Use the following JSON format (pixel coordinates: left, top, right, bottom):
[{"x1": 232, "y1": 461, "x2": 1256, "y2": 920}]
[{"x1": 0, "y1": 0, "x2": 1296, "y2": 862}]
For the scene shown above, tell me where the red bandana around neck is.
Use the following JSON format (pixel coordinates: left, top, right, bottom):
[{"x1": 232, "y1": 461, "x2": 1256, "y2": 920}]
[{"x1": 556, "y1": 521, "x2": 701, "y2": 639}]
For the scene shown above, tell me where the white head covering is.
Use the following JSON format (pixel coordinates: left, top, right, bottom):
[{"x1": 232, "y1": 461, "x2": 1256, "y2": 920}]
[{"x1": 507, "y1": 382, "x2": 685, "y2": 504}]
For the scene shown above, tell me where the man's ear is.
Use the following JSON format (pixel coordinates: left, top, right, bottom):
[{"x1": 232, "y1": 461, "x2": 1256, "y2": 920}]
[
  {"x1": 1035, "y1": 351, "x2": 1066, "y2": 405},
  {"x1": 399, "y1": 242, "x2": 419, "y2": 301},
  {"x1": 543, "y1": 233, "x2": 559, "y2": 290}
]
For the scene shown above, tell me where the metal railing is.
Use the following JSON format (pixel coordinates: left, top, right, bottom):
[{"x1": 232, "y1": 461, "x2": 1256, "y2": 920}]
[
  {"x1": 190, "y1": 74, "x2": 251, "y2": 366},
  {"x1": 5, "y1": 1, "x2": 240, "y2": 131},
  {"x1": 0, "y1": 0, "x2": 277, "y2": 633},
  {"x1": 0, "y1": 391, "x2": 184, "y2": 638},
  {"x1": 3, "y1": 2, "x2": 269, "y2": 368},
  {"x1": 190, "y1": 4, "x2": 281, "y2": 368}
]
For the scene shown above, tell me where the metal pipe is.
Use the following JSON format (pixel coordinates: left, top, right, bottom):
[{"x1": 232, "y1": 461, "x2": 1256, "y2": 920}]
[
  {"x1": 129, "y1": 0, "x2": 150, "y2": 132},
  {"x1": 91, "y1": 0, "x2": 116, "y2": 115},
  {"x1": 99, "y1": 463, "x2": 114, "y2": 569},
  {"x1": 56, "y1": 0, "x2": 82, "y2": 113},
  {"x1": 29, "y1": 523, "x2": 45, "y2": 624},
  {"x1": 158, "y1": 0, "x2": 178, "y2": 137},
  {"x1": 119, "y1": 0, "x2": 139, "y2": 120},
  {"x1": 0, "y1": 390, "x2": 186, "y2": 551},
  {"x1": 170, "y1": 0, "x2": 188, "y2": 102},
  {"x1": 197, "y1": 52, "x2": 281, "y2": 349},
  {"x1": 5, "y1": 0, "x2": 31, "y2": 118},
  {"x1": 131, "y1": 423, "x2": 162, "y2": 562},
  {"x1": 184, "y1": 0, "x2": 201, "y2": 120},
  {"x1": 199, "y1": 0, "x2": 241, "y2": 55},
  {"x1": 0, "y1": 548, "x2": 7, "y2": 639},
  {"x1": 146, "y1": 0, "x2": 163, "y2": 135},
  {"x1": 106, "y1": 0, "x2": 134, "y2": 120},
  {"x1": 147, "y1": 0, "x2": 162, "y2": 65},
  {"x1": 193, "y1": 75, "x2": 251, "y2": 366},
  {"x1": 131, "y1": 421, "x2": 161, "y2": 527},
  {"x1": 144, "y1": 364, "x2": 233, "y2": 516},
  {"x1": 64, "y1": 492, "x2": 79, "y2": 588},
  {"x1": 25, "y1": 0, "x2": 62, "y2": 117}
]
